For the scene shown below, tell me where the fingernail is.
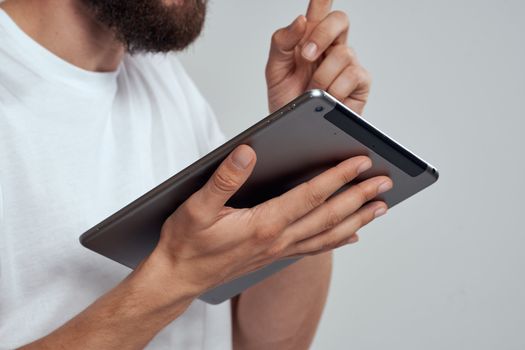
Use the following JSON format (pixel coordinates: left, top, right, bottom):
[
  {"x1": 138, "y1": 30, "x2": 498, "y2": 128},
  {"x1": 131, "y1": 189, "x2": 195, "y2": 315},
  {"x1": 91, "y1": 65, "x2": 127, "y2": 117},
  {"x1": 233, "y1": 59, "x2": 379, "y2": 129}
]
[
  {"x1": 302, "y1": 42, "x2": 318, "y2": 60},
  {"x1": 346, "y1": 235, "x2": 359, "y2": 244},
  {"x1": 357, "y1": 160, "x2": 372, "y2": 174},
  {"x1": 377, "y1": 180, "x2": 393, "y2": 194},
  {"x1": 232, "y1": 147, "x2": 253, "y2": 169},
  {"x1": 374, "y1": 207, "x2": 387, "y2": 218}
]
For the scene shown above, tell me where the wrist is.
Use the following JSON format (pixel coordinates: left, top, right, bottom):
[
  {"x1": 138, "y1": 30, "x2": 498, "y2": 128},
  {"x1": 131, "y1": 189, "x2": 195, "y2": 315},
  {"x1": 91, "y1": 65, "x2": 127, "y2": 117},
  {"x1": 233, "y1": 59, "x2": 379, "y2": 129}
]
[{"x1": 125, "y1": 250, "x2": 201, "y2": 317}]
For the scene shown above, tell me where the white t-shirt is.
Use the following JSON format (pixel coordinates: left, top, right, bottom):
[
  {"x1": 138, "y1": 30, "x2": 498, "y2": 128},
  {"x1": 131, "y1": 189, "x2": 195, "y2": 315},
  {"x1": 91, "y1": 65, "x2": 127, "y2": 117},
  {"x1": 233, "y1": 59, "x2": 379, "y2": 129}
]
[{"x1": 0, "y1": 9, "x2": 232, "y2": 350}]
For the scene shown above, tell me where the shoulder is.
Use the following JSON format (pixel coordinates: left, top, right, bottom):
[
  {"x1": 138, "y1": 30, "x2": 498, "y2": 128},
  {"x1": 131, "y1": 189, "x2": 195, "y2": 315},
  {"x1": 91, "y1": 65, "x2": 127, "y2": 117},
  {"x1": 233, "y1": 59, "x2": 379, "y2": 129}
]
[{"x1": 122, "y1": 52, "x2": 225, "y2": 153}]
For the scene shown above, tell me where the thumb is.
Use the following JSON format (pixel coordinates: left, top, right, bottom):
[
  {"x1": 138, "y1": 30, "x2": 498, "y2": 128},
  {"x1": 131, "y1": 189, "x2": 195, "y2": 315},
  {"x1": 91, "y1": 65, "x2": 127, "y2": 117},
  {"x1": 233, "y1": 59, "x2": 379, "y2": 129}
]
[
  {"x1": 267, "y1": 15, "x2": 307, "y2": 70},
  {"x1": 194, "y1": 145, "x2": 256, "y2": 214}
]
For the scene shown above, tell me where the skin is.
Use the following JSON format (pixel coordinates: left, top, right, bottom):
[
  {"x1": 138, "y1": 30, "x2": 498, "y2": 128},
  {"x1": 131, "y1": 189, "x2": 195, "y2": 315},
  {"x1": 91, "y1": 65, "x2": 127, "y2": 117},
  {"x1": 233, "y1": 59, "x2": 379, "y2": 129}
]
[
  {"x1": 1, "y1": 0, "x2": 384, "y2": 349},
  {"x1": 239, "y1": 2, "x2": 374, "y2": 348}
]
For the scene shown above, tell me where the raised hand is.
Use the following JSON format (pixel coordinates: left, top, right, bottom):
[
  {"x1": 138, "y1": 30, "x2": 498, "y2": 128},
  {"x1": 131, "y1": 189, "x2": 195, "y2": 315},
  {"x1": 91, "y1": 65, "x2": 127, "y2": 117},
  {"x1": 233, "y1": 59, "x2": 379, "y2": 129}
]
[{"x1": 266, "y1": 0, "x2": 371, "y2": 115}]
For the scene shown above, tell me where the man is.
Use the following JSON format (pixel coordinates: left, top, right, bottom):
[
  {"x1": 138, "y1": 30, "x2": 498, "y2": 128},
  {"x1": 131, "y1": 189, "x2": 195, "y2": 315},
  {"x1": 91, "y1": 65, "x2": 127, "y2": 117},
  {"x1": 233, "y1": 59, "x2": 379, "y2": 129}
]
[{"x1": 0, "y1": 0, "x2": 391, "y2": 348}]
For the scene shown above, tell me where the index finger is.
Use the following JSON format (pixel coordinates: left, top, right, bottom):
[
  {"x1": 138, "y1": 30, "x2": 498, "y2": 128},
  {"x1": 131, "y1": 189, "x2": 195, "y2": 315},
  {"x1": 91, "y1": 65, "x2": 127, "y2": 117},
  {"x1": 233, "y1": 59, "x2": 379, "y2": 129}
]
[{"x1": 306, "y1": 0, "x2": 333, "y2": 22}]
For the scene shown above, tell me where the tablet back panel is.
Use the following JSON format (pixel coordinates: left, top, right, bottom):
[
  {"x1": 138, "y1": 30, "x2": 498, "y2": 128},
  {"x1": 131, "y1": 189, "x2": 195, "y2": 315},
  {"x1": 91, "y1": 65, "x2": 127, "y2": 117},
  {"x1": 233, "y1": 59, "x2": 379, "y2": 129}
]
[{"x1": 80, "y1": 90, "x2": 438, "y2": 304}]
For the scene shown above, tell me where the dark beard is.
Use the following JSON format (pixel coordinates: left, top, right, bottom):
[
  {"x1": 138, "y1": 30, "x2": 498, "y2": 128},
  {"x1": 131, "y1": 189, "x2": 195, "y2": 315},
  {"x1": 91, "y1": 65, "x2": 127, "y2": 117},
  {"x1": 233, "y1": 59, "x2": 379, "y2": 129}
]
[{"x1": 82, "y1": 0, "x2": 207, "y2": 54}]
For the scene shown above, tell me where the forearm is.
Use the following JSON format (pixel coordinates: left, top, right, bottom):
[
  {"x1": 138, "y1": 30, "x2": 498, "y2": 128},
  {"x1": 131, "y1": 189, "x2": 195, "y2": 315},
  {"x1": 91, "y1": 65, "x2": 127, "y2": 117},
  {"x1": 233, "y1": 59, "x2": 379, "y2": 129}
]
[
  {"x1": 233, "y1": 251, "x2": 333, "y2": 350},
  {"x1": 19, "y1": 253, "x2": 197, "y2": 350}
]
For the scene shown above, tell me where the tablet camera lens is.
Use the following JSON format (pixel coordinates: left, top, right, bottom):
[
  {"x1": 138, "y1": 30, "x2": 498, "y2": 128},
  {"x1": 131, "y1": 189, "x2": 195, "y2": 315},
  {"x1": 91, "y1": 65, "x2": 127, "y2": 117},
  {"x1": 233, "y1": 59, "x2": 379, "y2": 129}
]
[{"x1": 315, "y1": 106, "x2": 324, "y2": 112}]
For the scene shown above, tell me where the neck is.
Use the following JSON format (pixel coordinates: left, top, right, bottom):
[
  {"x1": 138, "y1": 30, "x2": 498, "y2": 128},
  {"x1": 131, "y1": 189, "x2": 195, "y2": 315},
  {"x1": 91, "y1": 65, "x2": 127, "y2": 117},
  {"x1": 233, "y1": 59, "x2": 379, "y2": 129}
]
[{"x1": 0, "y1": 0, "x2": 124, "y2": 72}]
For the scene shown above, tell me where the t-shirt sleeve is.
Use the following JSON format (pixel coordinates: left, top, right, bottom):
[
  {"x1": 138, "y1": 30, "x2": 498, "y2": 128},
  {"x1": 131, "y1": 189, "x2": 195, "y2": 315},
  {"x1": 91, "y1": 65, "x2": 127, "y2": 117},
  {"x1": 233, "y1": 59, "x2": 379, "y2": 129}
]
[{"x1": 167, "y1": 55, "x2": 226, "y2": 156}]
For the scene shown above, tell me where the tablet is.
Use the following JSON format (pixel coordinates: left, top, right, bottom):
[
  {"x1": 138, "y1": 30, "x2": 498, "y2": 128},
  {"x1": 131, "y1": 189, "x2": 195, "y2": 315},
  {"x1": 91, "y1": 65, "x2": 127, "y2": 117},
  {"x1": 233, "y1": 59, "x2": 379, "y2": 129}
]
[{"x1": 80, "y1": 90, "x2": 439, "y2": 304}]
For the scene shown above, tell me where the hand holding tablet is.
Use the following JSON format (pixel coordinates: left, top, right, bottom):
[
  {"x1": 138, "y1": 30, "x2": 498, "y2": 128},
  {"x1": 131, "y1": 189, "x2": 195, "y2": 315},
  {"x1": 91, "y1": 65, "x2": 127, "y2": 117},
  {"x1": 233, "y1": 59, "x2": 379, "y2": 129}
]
[{"x1": 80, "y1": 90, "x2": 438, "y2": 304}]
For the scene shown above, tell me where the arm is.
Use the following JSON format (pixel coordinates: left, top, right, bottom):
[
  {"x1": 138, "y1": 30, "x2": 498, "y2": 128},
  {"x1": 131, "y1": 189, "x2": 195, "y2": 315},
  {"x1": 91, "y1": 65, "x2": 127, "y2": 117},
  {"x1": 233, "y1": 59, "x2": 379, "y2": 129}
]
[
  {"x1": 238, "y1": 1, "x2": 374, "y2": 348},
  {"x1": 19, "y1": 254, "x2": 198, "y2": 350},
  {"x1": 19, "y1": 145, "x2": 387, "y2": 350},
  {"x1": 233, "y1": 252, "x2": 333, "y2": 350}
]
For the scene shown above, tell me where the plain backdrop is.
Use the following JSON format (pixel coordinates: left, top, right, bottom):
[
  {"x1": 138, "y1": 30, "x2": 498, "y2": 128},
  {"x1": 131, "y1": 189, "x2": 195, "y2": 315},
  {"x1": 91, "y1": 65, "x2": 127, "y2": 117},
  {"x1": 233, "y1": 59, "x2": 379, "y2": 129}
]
[{"x1": 179, "y1": 1, "x2": 525, "y2": 349}]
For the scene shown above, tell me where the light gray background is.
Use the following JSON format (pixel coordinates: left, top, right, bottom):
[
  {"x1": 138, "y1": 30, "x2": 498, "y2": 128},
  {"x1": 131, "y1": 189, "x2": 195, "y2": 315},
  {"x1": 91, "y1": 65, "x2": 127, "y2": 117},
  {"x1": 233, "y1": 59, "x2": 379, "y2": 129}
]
[{"x1": 180, "y1": 1, "x2": 525, "y2": 349}]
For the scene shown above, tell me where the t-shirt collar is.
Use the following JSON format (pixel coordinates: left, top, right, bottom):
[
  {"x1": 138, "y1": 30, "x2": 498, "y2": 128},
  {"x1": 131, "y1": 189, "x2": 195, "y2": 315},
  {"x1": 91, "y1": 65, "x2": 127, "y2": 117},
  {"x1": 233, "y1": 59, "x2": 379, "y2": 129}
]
[{"x1": 0, "y1": 8, "x2": 121, "y2": 92}]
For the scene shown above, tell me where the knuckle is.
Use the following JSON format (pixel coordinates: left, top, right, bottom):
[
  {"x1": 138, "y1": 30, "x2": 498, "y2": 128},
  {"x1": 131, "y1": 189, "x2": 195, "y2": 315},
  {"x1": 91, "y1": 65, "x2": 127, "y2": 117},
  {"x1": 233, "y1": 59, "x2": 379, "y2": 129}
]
[
  {"x1": 328, "y1": 88, "x2": 346, "y2": 103},
  {"x1": 325, "y1": 238, "x2": 341, "y2": 250},
  {"x1": 265, "y1": 242, "x2": 287, "y2": 258},
  {"x1": 310, "y1": 73, "x2": 327, "y2": 89},
  {"x1": 345, "y1": 64, "x2": 369, "y2": 87},
  {"x1": 212, "y1": 171, "x2": 239, "y2": 193},
  {"x1": 346, "y1": 46, "x2": 357, "y2": 58},
  {"x1": 344, "y1": 65, "x2": 361, "y2": 80},
  {"x1": 305, "y1": 182, "x2": 327, "y2": 209},
  {"x1": 355, "y1": 67, "x2": 369, "y2": 84},
  {"x1": 180, "y1": 200, "x2": 204, "y2": 224},
  {"x1": 333, "y1": 45, "x2": 354, "y2": 62},
  {"x1": 336, "y1": 162, "x2": 357, "y2": 184},
  {"x1": 363, "y1": 209, "x2": 376, "y2": 226},
  {"x1": 270, "y1": 28, "x2": 288, "y2": 48},
  {"x1": 254, "y1": 222, "x2": 281, "y2": 242},
  {"x1": 324, "y1": 207, "x2": 343, "y2": 230},
  {"x1": 270, "y1": 29, "x2": 282, "y2": 45},
  {"x1": 332, "y1": 10, "x2": 350, "y2": 26},
  {"x1": 353, "y1": 68, "x2": 371, "y2": 91},
  {"x1": 270, "y1": 31, "x2": 284, "y2": 51},
  {"x1": 301, "y1": 251, "x2": 315, "y2": 257},
  {"x1": 306, "y1": 250, "x2": 322, "y2": 257},
  {"x1": 311, "y1": 26, "x2": 332, "y2": 43},
  {"x1": 336, "y1": 235, "x2": 353, "y2": 248},
  {"x1": 354, "y1": 183, "x2": 371, "y2": 204},
  {"x1": 315, "y1": 241, "x2": 327, "y2": 253},
  {"x1": 317, "y1": 238, "x2": 337, "y2": 252},
  {"x1": 331, "y1": 45, "x2": 347, "y2": 61},
  {"x1": 361, "y1": 67, "x2": 372, "y2": 84},
  {"x1": 354, "y1": 212, "x2": 369, "y2": 229},
  {"x1": 340, "y1": 171, "x2": 354, "y2": 185}
]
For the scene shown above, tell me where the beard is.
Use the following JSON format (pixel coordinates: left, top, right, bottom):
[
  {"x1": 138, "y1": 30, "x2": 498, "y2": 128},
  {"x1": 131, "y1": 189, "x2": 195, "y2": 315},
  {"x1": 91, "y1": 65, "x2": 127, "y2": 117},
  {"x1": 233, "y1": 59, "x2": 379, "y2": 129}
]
[{"x1": 82, "y1": 0, "x2": 207, "y2": 54}]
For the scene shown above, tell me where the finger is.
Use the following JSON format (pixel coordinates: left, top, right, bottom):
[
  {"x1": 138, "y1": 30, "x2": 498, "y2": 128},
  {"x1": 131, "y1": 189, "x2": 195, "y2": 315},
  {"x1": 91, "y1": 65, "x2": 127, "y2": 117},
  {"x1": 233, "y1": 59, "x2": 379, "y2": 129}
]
[
  {"x1": 306, "y1": 0, "x2": 333, "y2": 22},
  {"x1": 283, "y1": 176, "x2": 392, "y2": 243},
  {"x1": 345, "y1": 233, "x2": 360, "y2": 245},
  {"x1": 254, "y1": 156, "x2": 372, "y2": 232},
  {"x1": 327, "y1": 65, "x2": 371, "y2": 109},
  {"x1": 190, "y1": 145, "x2": 256, "y2": 217},
  {"x1": 297, "y1": 233, "x2": 360, "y2": 257},
  {"x1": 307, "y1": 44, "x2": 357, "y2": 90},
  {"x1": 292, "y1": 201, "x2": 387, "y2": 255},
  {"x1": 343, "y1": 95, "x2": 369, "y2": 116},
  {"x1": 267, "y1": 15, "x2": 307, "y2": 74},
  {"x1": 302, "y1": 11, "x2": 349, "y2": 61}
]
